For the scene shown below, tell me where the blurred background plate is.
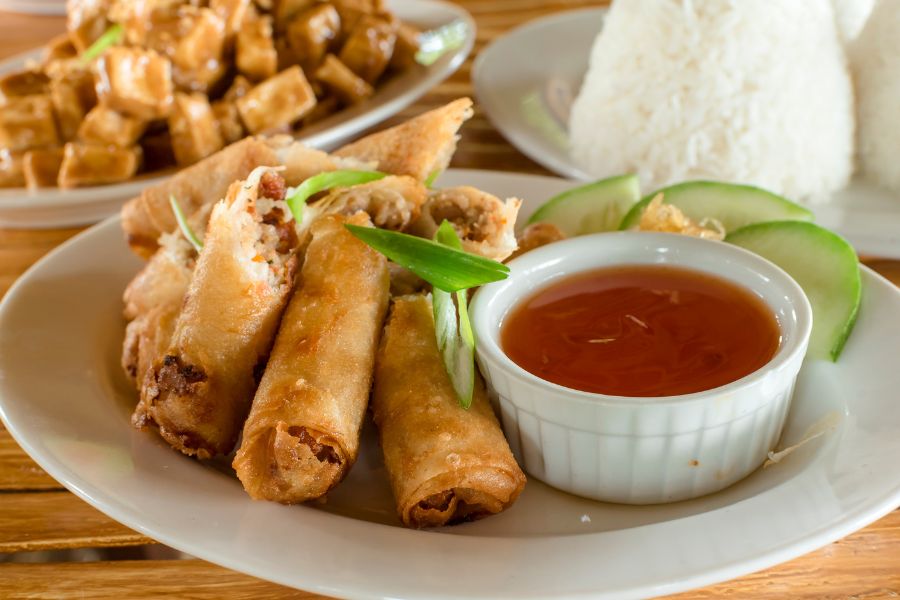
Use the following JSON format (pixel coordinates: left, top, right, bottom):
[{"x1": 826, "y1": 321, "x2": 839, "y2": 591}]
[
  {"x1": 473, "y1": 8, "x2": 900, "y2": 258},
  {"x1": 0, "y1": 1, "x2": 66, "y2": 16},
  {"x1": 0, "y1": 0, "x2": 474, "y2": 229}
]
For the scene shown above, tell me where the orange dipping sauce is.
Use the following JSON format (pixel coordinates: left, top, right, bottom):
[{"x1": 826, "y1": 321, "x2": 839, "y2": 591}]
[{"x1": 501, "y1": 265, "x2": 781, "y2": 397}]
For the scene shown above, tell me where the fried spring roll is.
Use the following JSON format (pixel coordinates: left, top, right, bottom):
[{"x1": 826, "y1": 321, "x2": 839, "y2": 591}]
[
  {"x1": 310, "y1": 175, "x2": 426, "y2": 231},
  {"x1": 137, "y1": 167, "x2": 300, "y2": 458},
  {"x1": 121, "y1": 137, "x2": 282, "y2": 258},
  {"x1": 372, "y1": 295, "x2": 526, "y2": 528},
  {"x1": 120, "y1": 136, "x2": 374, "y2": 258},
  {"x1": 122, "y1": 302, "x2": 180, "y2": 392},
  {"x1": 409, "y1": 186, "x2": 522, "y2": 261},
  {"x1": 334, "y1": 97, "x2": 473, "y2": 181},
  {"x1": 122, "y1": 233, "x2": 198, "y2": 321},
  {"x1": 233, "y1": 212, "x2": 389, "y2": 502}
]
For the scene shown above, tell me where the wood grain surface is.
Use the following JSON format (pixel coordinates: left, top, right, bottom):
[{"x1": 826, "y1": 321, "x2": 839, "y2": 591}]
[{"x1": 0, "y1": 3, "x2": 898, "y2": 599}]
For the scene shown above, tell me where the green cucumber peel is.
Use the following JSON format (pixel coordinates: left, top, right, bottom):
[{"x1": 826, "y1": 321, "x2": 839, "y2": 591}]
[
  {"x1": 619, "y1": 180, "x2": 813, "y2": 232},
  {"x1": 726, "y1": 220, "x2": 861, "y2": 361},
  {"x1": 529, "y1": 174, "x2": 641, "y2": 235}
]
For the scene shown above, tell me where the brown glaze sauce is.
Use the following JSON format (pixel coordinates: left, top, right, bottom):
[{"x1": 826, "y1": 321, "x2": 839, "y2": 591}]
[{"x1": 501, "y1": 265, "x2": 781, "y2": 397}]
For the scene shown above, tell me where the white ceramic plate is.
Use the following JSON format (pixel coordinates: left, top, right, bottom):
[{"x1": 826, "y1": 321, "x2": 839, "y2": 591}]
[
  {"x1": 0, "y1": 0, "x2": 474, "y2": 229},
  {"x1": 473, "y1": 8, "x2": 900, "y2": 259},
  {"x1": 2, "y1": 169, "x2": 900, "y2": 598}
]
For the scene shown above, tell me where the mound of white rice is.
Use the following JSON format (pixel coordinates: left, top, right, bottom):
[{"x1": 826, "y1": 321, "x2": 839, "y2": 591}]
[
  {"x1": 569, "y1": 0, "x2": 855, "y2": 203},
  {"x1": 832, "y1": 0, "x2": 876, "y2": 41},
  {"x1": 850, "y1": 0, "x2": 900, "y2": 192}
]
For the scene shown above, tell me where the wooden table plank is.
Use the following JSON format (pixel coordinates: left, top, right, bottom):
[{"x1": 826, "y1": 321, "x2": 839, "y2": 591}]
[
  {"x1": 0, "y1": 492, "x2": 151, "y2": 553},
  {"x1": 1, "y1": 511, "x2": 898, "y2": 600},
  {"x1": 0, "y1": 426, "x2": 60, "y2": 491}
]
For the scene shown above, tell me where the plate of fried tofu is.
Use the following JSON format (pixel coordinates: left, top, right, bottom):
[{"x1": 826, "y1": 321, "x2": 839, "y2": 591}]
[{"x1": 0, "y1": 0, "x2": 474, "y2": 228}]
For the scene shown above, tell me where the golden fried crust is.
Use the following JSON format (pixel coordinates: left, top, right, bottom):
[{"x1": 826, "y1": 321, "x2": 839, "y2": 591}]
[
  {"x1": 233, "y1": 212, "x2": 390, "y2": 503},
  {"x1": 333, "y1": 98, "x2": 473, "y2": 181},
  {"x1": 121, "y1": 137, "x2": 280, "y2": 257},
  {"x1": 372, "y1": 295, "x2": 526, "y2": 528}
]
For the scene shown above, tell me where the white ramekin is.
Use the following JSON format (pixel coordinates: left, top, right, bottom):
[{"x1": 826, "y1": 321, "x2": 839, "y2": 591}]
[{"x1": 471, "y1": 232, "x2": 813, "y2": 504}]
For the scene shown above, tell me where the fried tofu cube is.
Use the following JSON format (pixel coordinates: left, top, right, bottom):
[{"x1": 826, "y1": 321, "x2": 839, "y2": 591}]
[
  {"x1": 236, "y1": 66, "x2": 316, "y2": 133},
  {"x1": 168, "y1": 92, "x2": 225, "y2": 166},
  {"x1": 210, "y1": 0, "x2": 252, "y2": 40},
  {"x1": 94, "y1": 47, "x2": 174, "y2": 120},
  {"x1": 338, "y1": 15, "x2": 396, "y2": 84},
  {"x1": 23, "y1": 147, "x2": 65, "y2": 189},
  {"x1": 236, "y1": 14, "x2": 278, "y2": 81},
  {"x1": 0, "y1": 95, "x2": 60, "y2": 151},
  {"x1": 315, "y1": 54, "x2": 372, "y2": 105},
  {"x1": 44, "y1": 33, "x2": 79, "y2": 63},
  {"x1": 67, "y1": 0, "x2": 112, "y2": 52},
  {"x1": 390, "y1": 23, "x2": 422, "y2": 70},
  {"x1": 46, "y1": 59, "x2": 98, "y2": 141},
  {"x1": 57, "y1": 142, "x2": 140, "y2": 188},
  {"x1": 212, "y1": 100, "x2": 246, "y2": 144},
  {"x1": 0, "y1": 70, "x2": 50, "y2": 101},
  {"x1": 223, "y1": 75, "x2": 253, "y2": 101},
  {"x1": 173, "y1": 8, "x2": 226, "y2": 72},
  {"x1": 286, "y1": 4, "x2": 340, "y2": 73},
  {"x1": 0, "y1": 149, "x2": 25, "y2": 188},
  {"x1": 272, "y1": 0, "x2": 316, "y2": 29},
  {"x1": 78, "y1": 105, "x2": 148, "y2": 147},
  {"x1": 330, "y1": 0, "x2": 384, "y2": 37}
]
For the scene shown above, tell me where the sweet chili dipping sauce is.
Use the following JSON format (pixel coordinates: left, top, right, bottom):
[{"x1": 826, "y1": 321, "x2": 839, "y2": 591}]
[{"x1": 501, "y1": 265, "x2": 781, "y2": 397}]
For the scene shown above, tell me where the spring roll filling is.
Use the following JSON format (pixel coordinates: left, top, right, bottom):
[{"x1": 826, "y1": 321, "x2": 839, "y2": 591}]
[
  {"x1": 314, "y1": 176, "x2": 424, "y2": 231},
  {"x1": 286, "y1": 426, "x2": 341, "y2": 465},
  {"x1": 228, "y1": 169, "x2": 298, "y2": 288}
]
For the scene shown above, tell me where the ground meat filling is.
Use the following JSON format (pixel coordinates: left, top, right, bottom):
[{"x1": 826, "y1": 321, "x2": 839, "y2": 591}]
[
  {"x1": 287, "y1": 426, "x2": 341, "y2": 465},
  {"x1": 157, "y1": 354, "x2": 208, "y2": 396},
  {"x1": 258, "y1": 170, "x2": 287, "y2": 201}
]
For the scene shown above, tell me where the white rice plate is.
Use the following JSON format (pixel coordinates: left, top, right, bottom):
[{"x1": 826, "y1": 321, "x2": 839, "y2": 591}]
[{"x1": 569, "y1": 0, "x2": 855, "y2": 204}]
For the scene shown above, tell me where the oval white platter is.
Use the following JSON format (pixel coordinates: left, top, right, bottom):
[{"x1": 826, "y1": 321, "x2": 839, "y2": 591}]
[
  {"x1": 1, "y1": 169, "x2": 900, "y2": 599},
  {"x1": 473, "y1": 8, "x2": 900, "y2": 259},
  {"x1": 0, "y1": 0, "x2": 474, "y2": 229}
]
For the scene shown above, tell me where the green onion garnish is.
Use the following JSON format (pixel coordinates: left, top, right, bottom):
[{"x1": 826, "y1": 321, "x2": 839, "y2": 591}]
[
  {"x1": 169, "y1": 195, "x2": 203, "y2": 253},
  {"x1": 432, "y1": 221, "x2": 476, "y2": 408},
  {"x1": 80, "y1": 24, "x2": 124, "y2": 63},
  {"x1": 286, "y1": 170, "x2": 386, "y2": 222},
  {"x1": 424, "y1": 169, "x2": 440, "y2": 188},
  {"x1": 344, "y1": 224, "x2": 509, "y2": 293},
  {"x1": 415, "y1": 20, "x2": 468, "y2": 66}
]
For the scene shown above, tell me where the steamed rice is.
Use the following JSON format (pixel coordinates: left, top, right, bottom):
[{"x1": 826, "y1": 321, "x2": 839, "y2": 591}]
[
  {"x1": 569, "y1": 0, "x2": 855, "y2": 204},
  {"x1": 850, "y1": 0, "x2": 900, "y2": 193}
]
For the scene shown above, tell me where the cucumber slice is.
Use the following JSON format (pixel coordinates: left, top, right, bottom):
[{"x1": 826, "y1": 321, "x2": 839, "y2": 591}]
[
  {"x1": 528, "y1": 174, "x2": 641, "y2": 235},
  {"x1": 618, "y1": 181, "x2": 813, "y2": 232},
  {"x1": 726, "y1": 221, "x2": 861, "y2": 361}
]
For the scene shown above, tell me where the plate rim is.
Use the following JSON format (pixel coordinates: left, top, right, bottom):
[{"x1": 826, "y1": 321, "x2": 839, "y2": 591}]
[{"x1": 2, "y1": 168, "x2": 900, "y2": 600}]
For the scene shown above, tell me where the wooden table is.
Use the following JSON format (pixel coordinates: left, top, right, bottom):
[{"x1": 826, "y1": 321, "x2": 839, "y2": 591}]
[{"x1": 1, "y1": 3, "x2": 898, "y2": 599}]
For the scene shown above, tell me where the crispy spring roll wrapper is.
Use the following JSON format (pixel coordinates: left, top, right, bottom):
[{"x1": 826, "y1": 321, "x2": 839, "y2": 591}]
[
  {"x1": 122, "y1": 232, "x2": 198, "y2": 321},
  {"x1": 137, "y1": 167, "x2": 300, "y2": 458},
  {"x1": 408, "y1": 186, "x2": 522, "y2": 262},
  {"x1": 507, "y1": 222, "x2": 566, "y2": 262},
  {"x1": 121, "y1": 135, "x2": 374, "y2": 258},
  {"x1": 233, "y1": 212, "x2": 390, "y2": 502},
  {"x1": 372, "y1": 295, "x2": 526, "y2": 528},
  {"x1": 122, "y1": 301, "x2": 180, "y2": 394},
  {"x1": 334, "y1": 98, "x2": 473, "y2": 181}
]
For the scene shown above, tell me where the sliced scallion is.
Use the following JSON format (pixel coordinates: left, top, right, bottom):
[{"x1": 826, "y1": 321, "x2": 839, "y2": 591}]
[
  {"x1": 80, "y1": 24, "x2": 124, "y2": 63},
  {"x1": 169, "y1": 195, "x2": 203, "y2": 253},
  {"x1": 286, "y1": 170, "x2": 386, "y2": 222},
  {"x1": 344, "y1": 224, "x2": 509, "y2": 293}
]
